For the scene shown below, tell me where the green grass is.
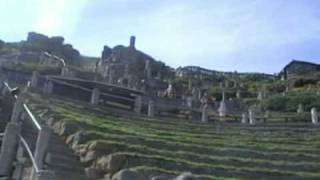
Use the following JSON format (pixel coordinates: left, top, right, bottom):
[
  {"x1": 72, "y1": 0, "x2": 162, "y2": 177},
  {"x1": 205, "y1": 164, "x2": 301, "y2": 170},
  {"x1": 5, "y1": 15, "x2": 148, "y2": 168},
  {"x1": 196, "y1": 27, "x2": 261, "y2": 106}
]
[{"x1": 28, "y1": 92, "x2": 320, "y2": 180}]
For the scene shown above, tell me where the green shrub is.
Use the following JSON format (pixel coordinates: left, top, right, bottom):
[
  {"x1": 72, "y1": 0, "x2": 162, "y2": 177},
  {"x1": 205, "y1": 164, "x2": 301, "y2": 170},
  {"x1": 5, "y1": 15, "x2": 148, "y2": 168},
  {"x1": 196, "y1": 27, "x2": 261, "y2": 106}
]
[{"x1": 262, "y1": 94, "x2": 320, "y2": 112}]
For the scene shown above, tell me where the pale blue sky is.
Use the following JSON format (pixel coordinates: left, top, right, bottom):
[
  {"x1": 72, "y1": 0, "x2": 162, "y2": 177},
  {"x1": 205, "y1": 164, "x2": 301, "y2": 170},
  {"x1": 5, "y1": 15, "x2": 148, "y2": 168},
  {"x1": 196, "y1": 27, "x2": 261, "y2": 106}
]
[{"x1": 0, "y1": 0, "x2": 320, "y2": 73}]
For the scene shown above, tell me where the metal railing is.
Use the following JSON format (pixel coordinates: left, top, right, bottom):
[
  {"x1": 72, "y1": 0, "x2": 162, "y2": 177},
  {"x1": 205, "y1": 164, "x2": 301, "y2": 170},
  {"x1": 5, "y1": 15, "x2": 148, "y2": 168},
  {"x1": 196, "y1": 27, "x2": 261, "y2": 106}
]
[{"x1": 0, "y1": 81, "x2": 52, "y2": 179}]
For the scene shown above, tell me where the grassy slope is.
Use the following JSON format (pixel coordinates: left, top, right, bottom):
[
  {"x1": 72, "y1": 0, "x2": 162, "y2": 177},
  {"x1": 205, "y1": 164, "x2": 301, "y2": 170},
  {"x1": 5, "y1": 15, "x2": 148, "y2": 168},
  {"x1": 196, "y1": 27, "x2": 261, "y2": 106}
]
[{"x1": 28, "y1": 92, "x2": 320, "y2": 180}]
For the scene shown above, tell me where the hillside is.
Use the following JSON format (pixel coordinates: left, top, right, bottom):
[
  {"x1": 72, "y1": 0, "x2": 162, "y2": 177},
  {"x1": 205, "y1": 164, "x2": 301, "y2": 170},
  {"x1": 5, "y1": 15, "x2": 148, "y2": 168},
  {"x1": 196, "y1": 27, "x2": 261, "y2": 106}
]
[{"x1": 27, "y1": 91, "x2": 320, "y2": 180}]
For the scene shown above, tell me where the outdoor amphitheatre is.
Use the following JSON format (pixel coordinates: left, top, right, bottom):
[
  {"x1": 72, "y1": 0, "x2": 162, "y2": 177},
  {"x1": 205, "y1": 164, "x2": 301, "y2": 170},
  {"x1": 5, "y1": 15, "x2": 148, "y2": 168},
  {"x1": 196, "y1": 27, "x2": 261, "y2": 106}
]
[{"x1": 0, "y1": 32, "x2": 319, "y2": 180}]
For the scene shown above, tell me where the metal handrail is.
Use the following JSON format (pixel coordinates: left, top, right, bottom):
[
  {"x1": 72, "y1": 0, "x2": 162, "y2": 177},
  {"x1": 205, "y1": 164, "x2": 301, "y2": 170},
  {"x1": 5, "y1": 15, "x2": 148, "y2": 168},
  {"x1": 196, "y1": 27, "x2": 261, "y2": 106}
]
[
  {"x1": 3, "y1": 82, "x2": 42, "y2": 131},
  {"x1": 18, "y1": 135, "x2": 40, "y2": 173},
  {"x1": 23, "y1": 104, "x2": 42, "y2": 131}
]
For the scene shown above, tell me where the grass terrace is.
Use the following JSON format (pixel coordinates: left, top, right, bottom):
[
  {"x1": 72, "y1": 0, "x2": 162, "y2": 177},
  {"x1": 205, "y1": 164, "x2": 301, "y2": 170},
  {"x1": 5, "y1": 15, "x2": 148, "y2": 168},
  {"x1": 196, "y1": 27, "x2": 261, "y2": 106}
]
[{"x1": 28, "y1": 92, "x2": 320, "y2": 180}]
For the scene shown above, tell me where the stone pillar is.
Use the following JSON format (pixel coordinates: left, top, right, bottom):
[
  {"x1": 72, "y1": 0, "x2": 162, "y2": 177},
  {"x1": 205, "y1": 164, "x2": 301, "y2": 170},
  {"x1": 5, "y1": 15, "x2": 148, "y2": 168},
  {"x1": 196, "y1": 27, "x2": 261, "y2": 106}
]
[
  {"x1": 10, "y1": 93, "x2": 25, "y2": 123},
  {"x1": 34, "y1": 126, "x2": 51, "y2": 169},
  {"x1": 241, "y1": 112, "x2": 248, "y2": 124},
  {"x1": 60, "y1": 67, "x2": 69, "y2": 76},
  {"x1": 130, "y1": 36, "x2": 136, "y2": 50},
  {"x1": 218, "y1": 92, "x2": 227, "y2": 117},
  {"x1": 257, "y1": 91, "x2": 263, "y2": 100},
  {"x1": 201, "y1": 105, "x2": 208, "y2": 123},
  {"x1": 134, "y1": 95, "x2": 142, "y2": 114},
  {"x1": 145, "y1": 60, "x2": 151, "y2": 79},
  {"x1": 90, "y1": 88, "x2": 100, "y2": 105},
  {"x1": 0, "y1": 123, "x2": 21, "y2": 176},
  {"x1": 108, "y1": 70, "x2": 114, "y2": 84},
  {"x1": 236, "y1": 90, "x2": 241, "y2": 99},
  {"x1": 249, "y1": 108, "x2": 255, "y2": 125},
  {"x1": 31, "y1": 71, "x2": 39, "y2": 88},
  {"x1": 43, "y1": 79, "x2": 54, "y2": 94},
  {"x1": 297, "y1": 104, "x2": 304, "y2": 114},
  {"x1": 148, "y1": 100, "x2": 155, "y2": 117},
  {"x1": 311, "y1": 108, "x2": 318, "y2": 124},
  {"x1": 186, "y1": 96, "x2": 193, "y2": 108},
  {"x1": 12, "y1": 157, "x2": 26, "y2": 180}
]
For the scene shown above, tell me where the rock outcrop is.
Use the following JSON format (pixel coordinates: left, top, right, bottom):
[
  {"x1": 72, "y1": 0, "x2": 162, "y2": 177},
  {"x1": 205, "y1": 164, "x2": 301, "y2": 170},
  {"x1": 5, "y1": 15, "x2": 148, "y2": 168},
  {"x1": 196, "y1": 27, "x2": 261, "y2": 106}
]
[
  {"x1": 0, "y1": 40, "x2": 4, "y2": 49},
  {"x1": 280, "y1": 60, "x2": 320, "y2": 80},
  {"x1": 22, "y1": 32, "x2": 80, "y2": 64}
]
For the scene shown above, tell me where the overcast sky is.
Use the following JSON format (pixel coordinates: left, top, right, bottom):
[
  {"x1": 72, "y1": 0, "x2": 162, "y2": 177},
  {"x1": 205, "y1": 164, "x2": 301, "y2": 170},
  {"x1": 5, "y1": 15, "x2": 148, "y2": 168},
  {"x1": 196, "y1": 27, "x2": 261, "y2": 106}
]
[{"x1": 0, "y1": 0, "x2": 320, "y2": 73}]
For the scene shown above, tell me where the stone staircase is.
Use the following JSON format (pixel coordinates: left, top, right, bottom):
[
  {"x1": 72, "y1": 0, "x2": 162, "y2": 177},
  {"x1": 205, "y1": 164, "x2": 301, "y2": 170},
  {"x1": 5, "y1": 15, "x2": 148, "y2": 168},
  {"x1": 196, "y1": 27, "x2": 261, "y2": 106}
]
[
  {"x1": 0, "y1": 105, "x2": 89, "y2": 180},
  {"x1": 20, "y1": 121, "x2": 89, "y2": 180}
]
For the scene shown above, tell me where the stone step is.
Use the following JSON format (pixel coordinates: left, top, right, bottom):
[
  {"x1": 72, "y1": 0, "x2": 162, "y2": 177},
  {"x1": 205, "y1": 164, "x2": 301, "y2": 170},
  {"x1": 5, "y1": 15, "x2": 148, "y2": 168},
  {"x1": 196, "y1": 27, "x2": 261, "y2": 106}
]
[
  {"x1": 47, "y1": 145, "x2": 76, "y2": 157},
  {"x1": 47, "y1": 162, "x2": 85, "y2": 174},
  {"x1": 52, "y1": 170, "x2": 88, "y2": 180},
  {"x1": 45, "y1": 153, "x2": 81, "y2": 166}
]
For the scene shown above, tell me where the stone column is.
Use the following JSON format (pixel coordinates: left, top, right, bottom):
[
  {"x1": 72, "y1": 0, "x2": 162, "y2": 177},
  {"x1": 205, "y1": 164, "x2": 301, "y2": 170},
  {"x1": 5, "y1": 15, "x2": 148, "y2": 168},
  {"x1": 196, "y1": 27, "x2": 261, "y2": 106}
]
[
  {"x1": 186, "y1": 96, "x2": 193, "y2": 108},
  {"x1": 10, "y1": 93, "x2": 25, "y2": 123},
  {"x1": 148, "y1": 100, "x2": 155, "y2": 117},
  {"x1": 241, "y1": 112, "x2": 248, "y2": 124},
  {"x1": 236, "y1": 90, "x2": 241, "y2": 99},
  {"x1": 31, "y1": 71, "x2": 39, "y2": 88},
  {"x1": 134, "y1": 95, "x2": 142, "y2": 114},
  {"x1": 297, "y1": 104, "x2": 304, "y2": 114},
  {"x1": 60, "y1": 67, "x2": 69, "y2": 76},
  {"x1": 34, "y1": 126, "x2": 51, "y2": 169},
  {"x1": 201, "y1": 105, "x2": 208, "y2": 123},
  {"x1": 257, "y1": 91, "x2": 263, "y2": 100},
  {"x1": 218, "y1": 92, "x2": 227, "y2": 117},
  {"x1": 311, "y1": 108, "x2": 318, "y2": 124},
  {"x1": 249, "y1": 108, "x2": 256, "y2": 125},
  {"x1": 90, "y1": 88, "x2": 100, "y2": 105},
  {"x1": 0, "y1": 123, "x2": 21, "y2": 176},
  {"x1": 43, "y1": 79, "x2": 54, "y2": 94},
  {"x1": 108, "y1": 69, "x2": 115, "y2": 84}
]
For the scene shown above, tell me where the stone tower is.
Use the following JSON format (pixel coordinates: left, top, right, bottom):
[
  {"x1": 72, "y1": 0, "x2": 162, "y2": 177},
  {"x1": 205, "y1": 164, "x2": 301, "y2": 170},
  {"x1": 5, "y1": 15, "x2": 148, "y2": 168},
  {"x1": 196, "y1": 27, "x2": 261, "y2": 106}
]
[{"x1": 130, "y1": 36, "x2": 136, "y2": 49}]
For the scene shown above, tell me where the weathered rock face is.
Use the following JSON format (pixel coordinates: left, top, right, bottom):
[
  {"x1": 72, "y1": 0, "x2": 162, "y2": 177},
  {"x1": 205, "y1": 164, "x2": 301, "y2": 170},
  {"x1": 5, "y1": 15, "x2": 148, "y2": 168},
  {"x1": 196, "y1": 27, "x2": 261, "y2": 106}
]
[
  {"x1": 97, "y1": 37, "x2": 174, "y2": 91},
  {"x1": 280, "y1": 60, "x2": 320, "y2": 80},
  {"x1": 23, "y1": 32, "x2": 80, "y2": 64},
  {"x1": 111, "y1": 169, "x2": 147, "y2": 180},
  {"x1": 0, "y1": 40, "x2": 4, "y2": 49},
  {"x1": 102, "y1": 45, "x2": 112, "y2": 60}
]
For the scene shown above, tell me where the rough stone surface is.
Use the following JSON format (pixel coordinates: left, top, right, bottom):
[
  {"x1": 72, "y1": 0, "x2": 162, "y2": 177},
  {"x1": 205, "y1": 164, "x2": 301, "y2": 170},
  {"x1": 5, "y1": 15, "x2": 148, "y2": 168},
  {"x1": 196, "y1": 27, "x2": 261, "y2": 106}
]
[
  {"x1": 96, "y1": 154, "x2": 127, "y2": 174},
  {"x1": 111, "y1": 169, "x2": 146, "y2": 180},
  {"x1": 85, "y1": 167, "x2": 104, "y2": 179},
  {"x1": 151, "y1": 176, "x2": 172, "y2": 180},
  {"x1": 175, "y1": 173, "x2": 197, "y2": 180}
]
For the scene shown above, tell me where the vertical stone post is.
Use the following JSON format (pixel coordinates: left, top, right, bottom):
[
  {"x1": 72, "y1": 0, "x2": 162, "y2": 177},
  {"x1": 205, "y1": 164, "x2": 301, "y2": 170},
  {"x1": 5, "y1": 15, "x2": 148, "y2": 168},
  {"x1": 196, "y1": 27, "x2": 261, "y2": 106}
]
[
  {"x1": 249, "y1": 108, "x2": 256, "y2": 125},
  {"x1": 34, "y1": 126, "x2": 51, "y2": 169},
  {"x1": 31, "y1": 71, "x2": 39, "y2": 88},
  {"x1": 241, "y1": 112, "x2": 248, "y2": 124},
  {"x1": 257, "y1": 91, "x2": 263, "y2": 100},
  {"x1": 186, "y1": 96, "x2": 193, "y2": 109},
  {"x1": 43, "y1": 78, "x2": 54, "y2": 94},
  {"x1": 311, "y1": 108, "x2": 318, "y2": 124},
  {"x1": 201, "y1": 105, "x2": 208, "y2": 123},
  {"x1": 60, "y1": 67, "x2": 68, "y2": 76},
  {"x1": 134, "y1": 95, "x2": 142, "y2": 114},
  {"x1": 297, "y1": 104, "x2": 304, "y2": 114},
  {"x1": 108, "y1": 70, "x2": 114, "y2": 84},
  {"x1": 218, "y1": 91, "x2": 227, "y2": 117},
  {"x1": 90, "y1": 88, "x2": 100, "y2": 105},
  {"x1": 12, "y1": 142, "x2": 26, "y2": 180},
  {"x1": 236, "y1": 90, "x2": 241, "y2": 99},
  {"x1": 1, "y1": 84, "x2": 8, "y2": 96},
  {"x1": 148, "y1": 100, "x2": 155, "y2": 117},
  {"x1": 0, "y1": 123, "x2": 21, "y2": 176},
  {"x1": 10, "y1": 93, "x2": 25, "y2": 123}
]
